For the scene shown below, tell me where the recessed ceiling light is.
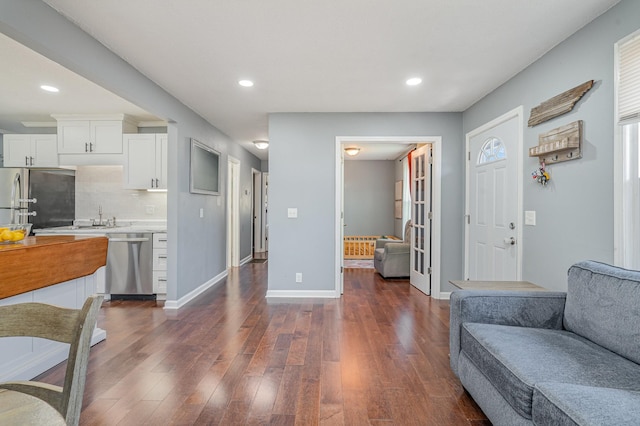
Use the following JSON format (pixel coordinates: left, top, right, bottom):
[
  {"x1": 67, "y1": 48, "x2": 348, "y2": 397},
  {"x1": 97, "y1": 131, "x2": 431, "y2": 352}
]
[
  {"x1": 406, "y1": 78, "x2": 422, "y2": 86},
  {"x1": 238, "y1": 80, "x2": 254, "y2": 87},
  {"x1": 40, "y1": 85, "x2": 59, "y2": 93}
]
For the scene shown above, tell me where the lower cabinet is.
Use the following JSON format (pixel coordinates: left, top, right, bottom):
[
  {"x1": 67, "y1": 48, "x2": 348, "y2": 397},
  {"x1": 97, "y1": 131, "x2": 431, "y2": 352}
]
[{"x1": 153, "y1": 232, "x2": 167, "y2": 297}]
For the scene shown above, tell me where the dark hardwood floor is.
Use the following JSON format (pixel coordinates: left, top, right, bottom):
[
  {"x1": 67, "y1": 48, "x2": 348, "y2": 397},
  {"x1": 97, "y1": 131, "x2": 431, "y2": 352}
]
[{"x1": 37, "y1": 262, "x2": 489, "y2": 425}]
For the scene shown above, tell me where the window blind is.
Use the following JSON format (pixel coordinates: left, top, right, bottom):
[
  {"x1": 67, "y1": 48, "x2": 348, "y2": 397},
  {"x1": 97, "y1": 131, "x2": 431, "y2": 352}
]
[{"x1": 618, "y1": 33, "x2": 640, "y2": 123}]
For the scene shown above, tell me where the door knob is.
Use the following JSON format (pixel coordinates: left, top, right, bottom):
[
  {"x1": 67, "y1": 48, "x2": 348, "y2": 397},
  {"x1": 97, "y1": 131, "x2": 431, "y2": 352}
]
[{"x1": 504, "y1": 237, "x2": 516, "y2": 246}]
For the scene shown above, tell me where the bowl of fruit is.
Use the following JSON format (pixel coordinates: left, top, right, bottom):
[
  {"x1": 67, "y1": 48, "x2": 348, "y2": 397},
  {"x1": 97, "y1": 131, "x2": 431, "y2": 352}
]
[{"x1": 0, "y1": 224, "x2": 32, "y2": 244}]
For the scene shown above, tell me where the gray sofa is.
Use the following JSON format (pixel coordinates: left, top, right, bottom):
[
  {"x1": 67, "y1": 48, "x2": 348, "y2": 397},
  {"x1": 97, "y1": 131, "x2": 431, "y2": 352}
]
[{"x1": 450, "y1": 261, "x2": 640, "y2": 426}]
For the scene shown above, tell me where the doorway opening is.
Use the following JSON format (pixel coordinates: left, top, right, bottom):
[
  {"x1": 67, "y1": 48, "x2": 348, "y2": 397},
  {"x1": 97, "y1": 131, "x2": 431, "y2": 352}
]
[
  {"x1": 334, "y1": 136, "x2": 442, "y2": 298},
  {"x1": 251, "y1": 168, "x2": 268, "y2": 261}
]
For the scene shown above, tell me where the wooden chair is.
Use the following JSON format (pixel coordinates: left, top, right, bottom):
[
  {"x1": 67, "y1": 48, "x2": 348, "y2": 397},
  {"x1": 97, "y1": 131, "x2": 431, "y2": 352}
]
[{"x1": 0, "y1": 295, "x2": 103, "y2": 426}]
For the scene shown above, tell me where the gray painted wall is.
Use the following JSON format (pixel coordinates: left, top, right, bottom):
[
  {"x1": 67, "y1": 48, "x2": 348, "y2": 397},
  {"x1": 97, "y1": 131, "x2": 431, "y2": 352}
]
[
  {"x1": 463, "y1": 0, "x2": 640, "y2": 291},
  {"x1": 344, "y1": 160, "x2": 396, "y2": 237},
  {"x1": 268, "y1": 112, "x2": 463, "y2": 293},
  {"x1": 0, "y1": 1, "x2": 261, "y2": 301}
]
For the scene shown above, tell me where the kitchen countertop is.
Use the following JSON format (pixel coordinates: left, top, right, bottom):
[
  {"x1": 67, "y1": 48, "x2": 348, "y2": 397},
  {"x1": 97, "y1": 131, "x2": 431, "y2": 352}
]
[
  {"x1": 34, "y1": 224, "x2": 167, "y2": 235},
  {"x1": 0, "y1": 235, "x2": 108, "y2": 299}
]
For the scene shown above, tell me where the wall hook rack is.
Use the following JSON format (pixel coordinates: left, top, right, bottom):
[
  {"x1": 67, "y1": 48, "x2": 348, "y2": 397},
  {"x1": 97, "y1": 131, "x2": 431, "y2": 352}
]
[{"x1": 529, "y1": 120, "x2": 582, "y2": 165}]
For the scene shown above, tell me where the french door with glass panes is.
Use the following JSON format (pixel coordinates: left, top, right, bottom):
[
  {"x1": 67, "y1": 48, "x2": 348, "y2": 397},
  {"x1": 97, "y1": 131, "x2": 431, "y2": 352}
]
[{"x1": 410, "y1": 144, "x2": 432, "y2": 295}]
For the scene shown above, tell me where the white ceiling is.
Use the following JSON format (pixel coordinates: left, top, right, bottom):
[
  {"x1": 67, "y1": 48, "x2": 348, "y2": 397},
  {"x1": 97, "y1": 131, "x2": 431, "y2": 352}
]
[
  {"x1": 0, "y1": 32, "x2": 161, "y2": 134},
  {"x1": 1, "y1": 1, "x2": 621, "y2": 160}
]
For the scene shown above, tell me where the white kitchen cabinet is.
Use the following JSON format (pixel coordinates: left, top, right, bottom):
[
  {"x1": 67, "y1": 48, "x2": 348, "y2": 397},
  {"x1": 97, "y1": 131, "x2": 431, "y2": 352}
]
[
  {"x1": 53, "y1": 114, "x2": 137, "y2": 155},
  {"x1": 123, "y1": 133, "x2": 167, "y2": 189},
  {"x1": 3, "y1": 134, "x2": 58, "y2": 167},
  {"x1": 152, "y1": 232, "x2": 167, "y2": 296}
]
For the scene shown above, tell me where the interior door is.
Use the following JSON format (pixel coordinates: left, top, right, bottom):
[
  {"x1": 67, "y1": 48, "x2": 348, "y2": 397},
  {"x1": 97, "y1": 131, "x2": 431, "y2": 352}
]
[
  {"x1": 339, "y1": 153, "x2": 345, "y2": 294},
  {"x1": 467, "y1": 114, "x2": 520, "y2": 280},
  {"x1": 410, "y1": 144, "x2": 432, "y2": 295}
]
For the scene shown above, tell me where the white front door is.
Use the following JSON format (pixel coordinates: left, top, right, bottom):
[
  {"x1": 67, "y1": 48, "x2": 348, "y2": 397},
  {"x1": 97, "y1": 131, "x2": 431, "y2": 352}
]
[
  {"x1": 410, "y1": 144, "x2": 431, "y2": 295},
  {"x1": 466, "y1": 109, "x2": 522, "y2": 280}
]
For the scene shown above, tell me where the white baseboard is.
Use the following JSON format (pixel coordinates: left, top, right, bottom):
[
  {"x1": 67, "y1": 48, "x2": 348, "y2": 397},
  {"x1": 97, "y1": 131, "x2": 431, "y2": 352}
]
[
  {"x1": 437, "y1": 291, "x2": 452, "y2": 300},
  {"x1": 265, "y1": 289, "x2": 340, "y2": 299},
  {"x1": 240, "y1": 254, "x2": 252, "y2": 266},
  {"x1": 163, "y1": 270, "x2": 228, "y2": 311}
]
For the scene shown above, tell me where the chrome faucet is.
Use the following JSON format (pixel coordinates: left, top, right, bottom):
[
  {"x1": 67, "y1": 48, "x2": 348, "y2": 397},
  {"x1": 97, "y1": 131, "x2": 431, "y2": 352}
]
[{"x1": 98, "y1": 205, "x2": 103, "y2": 226}]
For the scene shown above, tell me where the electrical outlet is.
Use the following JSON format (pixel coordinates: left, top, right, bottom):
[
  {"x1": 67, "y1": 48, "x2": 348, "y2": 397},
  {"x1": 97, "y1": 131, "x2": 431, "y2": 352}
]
[
  {"x1": 295, "y1": 273, "x2": 303, "y2": 283},
  {"x1": 200, "y1": 208, "x2": 204, "y2": 218}
]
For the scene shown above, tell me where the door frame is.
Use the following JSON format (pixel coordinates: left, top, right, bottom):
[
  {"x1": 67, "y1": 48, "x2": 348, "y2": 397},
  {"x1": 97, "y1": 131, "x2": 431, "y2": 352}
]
[
  {"x1": 227, "y1": 155, "x2": 241, "y2": 268},
  {"x1": 334, "y1": 136, "x2": 443, "y2": 298},
  {"x1": 251, "y1": 168, "x2": 267, "y2": 254},
  {"x1": 464, "y1": 106, "x2": 524, "y2": 280}
]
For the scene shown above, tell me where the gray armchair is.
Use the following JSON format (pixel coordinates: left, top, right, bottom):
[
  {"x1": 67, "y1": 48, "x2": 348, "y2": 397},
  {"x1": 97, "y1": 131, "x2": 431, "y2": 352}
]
[{"x1": 374, "y1": 220, "x2": 411, "y2": 278}]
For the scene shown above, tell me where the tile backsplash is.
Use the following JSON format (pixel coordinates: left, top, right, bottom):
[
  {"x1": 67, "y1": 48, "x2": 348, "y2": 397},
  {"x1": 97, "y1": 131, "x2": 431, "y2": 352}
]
[{"x1": 75, "y1": 166, "x2": 167, "y2": 221}]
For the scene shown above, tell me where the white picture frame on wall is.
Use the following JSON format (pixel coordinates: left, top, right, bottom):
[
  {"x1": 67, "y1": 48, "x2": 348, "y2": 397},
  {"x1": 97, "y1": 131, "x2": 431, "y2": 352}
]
[{"x1": 395, "y1": 180, "x2": 402, "y2": 201}]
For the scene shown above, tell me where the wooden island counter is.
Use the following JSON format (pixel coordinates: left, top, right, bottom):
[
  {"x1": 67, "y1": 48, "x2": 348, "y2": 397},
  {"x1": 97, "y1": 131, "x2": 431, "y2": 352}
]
[
  {"x1": 0, "y1": 235, "x2": 108, "y2": 382},
  {"x1": 0, "y1": 235, "x2": 108, "y2": 300}
]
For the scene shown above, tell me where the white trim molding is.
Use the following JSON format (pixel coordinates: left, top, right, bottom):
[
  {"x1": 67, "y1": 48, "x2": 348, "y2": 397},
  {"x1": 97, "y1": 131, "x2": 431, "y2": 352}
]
[
  {"x1": 334, "y1": 136, "x2": 442, "y2": 299},
  {"x1": 163, "y1": 270, "x2": 228, "y2": 310}
]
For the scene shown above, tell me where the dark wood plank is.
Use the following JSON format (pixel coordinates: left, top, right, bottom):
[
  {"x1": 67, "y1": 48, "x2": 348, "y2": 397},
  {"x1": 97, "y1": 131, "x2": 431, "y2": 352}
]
[{"x1": 34, "y1": 259, "x2": 489, "y2": 425}]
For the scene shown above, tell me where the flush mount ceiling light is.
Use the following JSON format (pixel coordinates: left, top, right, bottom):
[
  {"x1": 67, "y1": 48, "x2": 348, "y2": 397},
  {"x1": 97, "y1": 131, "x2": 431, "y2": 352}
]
[
  {"x1": 406, "y1": 77, "x2": 422, "y2": 86},
  {"x1": 344, "y1": 147, "x2": 360, "y2": 156},
  {"x1": 238, "y1": 80, "x2": 254, "y2": 87},
  {"x1": 40, "y1": 85, "x2": 59, "y2": 93},
  {"x1": 253, "y1": 140, "x2": 269, "y2": 149}
]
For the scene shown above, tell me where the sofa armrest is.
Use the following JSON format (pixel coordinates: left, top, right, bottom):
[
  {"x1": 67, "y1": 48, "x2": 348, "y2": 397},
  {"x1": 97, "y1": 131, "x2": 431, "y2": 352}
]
[
  {"x1": 449, "y1": 290, "x2": 567, "y2": 377},
  {"x1": 375, "y1": 238, "x2": 402, "y2": 249},
  {"x1": 383, "y1": 242, "x2": 409, "y2": 255}
]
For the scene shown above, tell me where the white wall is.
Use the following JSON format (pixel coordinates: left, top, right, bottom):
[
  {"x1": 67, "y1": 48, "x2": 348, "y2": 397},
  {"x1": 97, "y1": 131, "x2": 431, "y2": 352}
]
[
  {"x1": 0, "y1": 2, "x2": 262, "y2": 302},
  {"x1": 463, "y1": 0, "x2": 640, "y2": 291},
  {"x1": 344, "y1": 160, "x2": 395, "y2": 237},
  {"x1": 268, "y1": 112, "x2": 463, "y2": 294}
]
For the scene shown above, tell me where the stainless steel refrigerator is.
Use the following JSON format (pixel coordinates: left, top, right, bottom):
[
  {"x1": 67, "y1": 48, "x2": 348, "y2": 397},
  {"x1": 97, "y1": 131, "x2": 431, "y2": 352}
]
[{"x1": 0, "y1": 168, "x2": 75, "y2": 230}]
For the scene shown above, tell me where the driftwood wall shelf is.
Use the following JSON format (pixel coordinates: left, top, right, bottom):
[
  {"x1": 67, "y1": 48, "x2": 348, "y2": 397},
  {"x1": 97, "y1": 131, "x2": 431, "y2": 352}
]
[
  {"x1": 529, "y1": 120, "x2": 582, "y2": 165},
  {"x1": 528, "y1": 80, "x2": 594, "y2": 127}
]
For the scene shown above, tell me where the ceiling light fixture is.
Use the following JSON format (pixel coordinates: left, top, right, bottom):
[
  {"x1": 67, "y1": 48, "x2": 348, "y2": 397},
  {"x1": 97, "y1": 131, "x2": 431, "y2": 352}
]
[
  {"x1": 406, "y1": 77, "x2": 422, "y2": 86},
  {"x1": 40, "y1": 85, "x2": 59, "y2": 93},
  {"x1": 253, "y1": 140, "x2": 269, "y2": 149},
  {"x1": 344, "y1": 147, "x2": 360, "y2": 156},
  {"x1": 238, "y1": 80, "x2": 254, "y2": 87}
]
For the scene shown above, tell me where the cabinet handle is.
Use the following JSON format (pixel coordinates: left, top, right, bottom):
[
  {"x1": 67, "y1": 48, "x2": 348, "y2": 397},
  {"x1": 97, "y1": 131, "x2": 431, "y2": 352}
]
[
  {"x1": 158, "y1": 278, "x2": 167, "y2": 282},
  {"x1": 30, "y1": 156, "x2": 34, "y2": 166},
  {"x1": 155, "y1": 178, "x2": 159, "y2": 187},
  {"x1": 158, "y1": 238, "x2": 167, "y2": 242},
  {"x1": 158, "y1": 255, "x2": 167, "y2": 259},
  {"x1": 25, "y1": 156, "x2": 29, "y2": 166},
  {"x1": 89, "y1": 142, "x2": 94, "y2": 152},
  {"x1": 85, "y1": 142, "x2": 89, "y2": 152},
  {"x1": 151, "y1": 178, "x2": 155, "y2": 188}
]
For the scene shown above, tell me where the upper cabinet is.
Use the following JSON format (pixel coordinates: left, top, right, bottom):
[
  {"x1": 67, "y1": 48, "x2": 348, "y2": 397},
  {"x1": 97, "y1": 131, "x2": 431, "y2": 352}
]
[
  {"x1": 123, "y1": 133, "x2": 167, "y2": 190},
  {"x1": 53, "y1": 114, "x2": 137, "y2": 165},
  {"x1": 3, "y1": 134, "x2": 58, "y2": 167}
]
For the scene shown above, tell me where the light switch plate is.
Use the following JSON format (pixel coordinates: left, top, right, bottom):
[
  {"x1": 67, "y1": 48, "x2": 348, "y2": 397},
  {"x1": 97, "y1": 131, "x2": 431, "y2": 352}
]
[
  {"x1": 525, "y1": 210, "x2": 536, "y2": 226},
  {"x1": 288, "y1": 208, "x2": 298, "y2": 218}
]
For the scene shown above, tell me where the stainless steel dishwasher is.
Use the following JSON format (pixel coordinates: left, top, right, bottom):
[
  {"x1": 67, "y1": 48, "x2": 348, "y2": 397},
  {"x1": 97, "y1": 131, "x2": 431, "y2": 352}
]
[{"x1": 106, "y1": 233, "x2": 154, "y2": 299}]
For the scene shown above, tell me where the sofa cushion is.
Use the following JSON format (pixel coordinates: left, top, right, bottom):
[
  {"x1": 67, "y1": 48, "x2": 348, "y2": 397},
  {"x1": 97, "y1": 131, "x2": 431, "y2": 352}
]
[
  {"x1": 533, "y1": 382, "x2": 640, "y2": 426},
  {"x1": 564, "y1": 260, "x2": 640, "y2": 364},
  {"x1": 461, "y1": 323, "x2": 640, "y2": 419}
]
